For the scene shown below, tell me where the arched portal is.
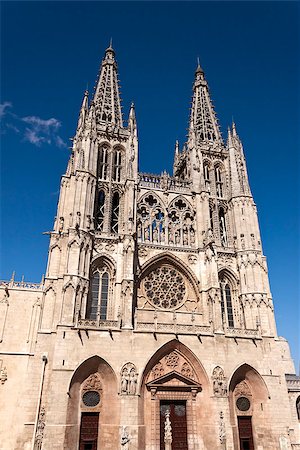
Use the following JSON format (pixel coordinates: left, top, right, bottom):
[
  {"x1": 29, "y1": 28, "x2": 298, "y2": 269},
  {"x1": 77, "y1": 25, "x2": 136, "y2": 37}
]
[
  {"x1": 64, "y1": 355, "x2": 119, "y2": 450},
  {"x1": 139, "y1": 340, "x2": 216, "y2": 450},
  {"x1": 228, "y1": 363, "x2": 270, "y2": 450}
]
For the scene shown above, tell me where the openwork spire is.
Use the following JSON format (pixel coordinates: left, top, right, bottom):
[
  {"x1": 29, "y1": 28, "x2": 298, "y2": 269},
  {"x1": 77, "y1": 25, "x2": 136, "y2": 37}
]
[
  {"x1": 189, "y1": 63, "x2": 223, "y2": 145},
  {"x1": 93, "y1": 44, "x2": 123, "y2": 127}
]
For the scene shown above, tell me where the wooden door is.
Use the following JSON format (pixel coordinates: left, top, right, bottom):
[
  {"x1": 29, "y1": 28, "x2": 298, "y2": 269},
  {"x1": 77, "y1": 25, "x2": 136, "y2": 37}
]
[
  {"x1": 160, "y1": 400, "x2": 188, "y2": 450},
  {"x1": 238, "y1": 416, "x2": 254, "y2": 450},
  {"x1": 79, "y1": 412, "x2": 99, "y2": 450}
]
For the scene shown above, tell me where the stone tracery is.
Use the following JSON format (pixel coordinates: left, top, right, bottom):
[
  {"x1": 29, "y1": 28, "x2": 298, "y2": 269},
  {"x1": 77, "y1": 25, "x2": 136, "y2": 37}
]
[
  {"x1": 137, "y1": 193, "x2": 165, "y2": 244},
  {"x1": 147, "y1": 350, "x2": 197, "y2": 384},
  {"x1": 137, "y1": 194, "x2": 195, "y2": 247},
  {"x1": 143, "y1": 265, "x2": 186, "y2": 309}
]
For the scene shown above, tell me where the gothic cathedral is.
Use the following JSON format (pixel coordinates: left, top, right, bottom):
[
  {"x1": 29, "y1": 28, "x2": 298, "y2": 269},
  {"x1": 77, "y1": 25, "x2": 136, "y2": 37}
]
[{"x1": 1, "y1": 44, "x2": 299, "y2": 450}]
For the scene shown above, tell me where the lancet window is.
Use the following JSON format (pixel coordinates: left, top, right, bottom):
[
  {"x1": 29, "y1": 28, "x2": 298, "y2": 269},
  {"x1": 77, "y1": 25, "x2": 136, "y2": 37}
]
[
  {"x1": 203, "y1": 162, "x2": 210, "y2": 192},
  {"x1": 215, "y1": 166, "x2": 223, "y2": 198},
  {"x1": 95, "y1": 190, "x2": 105, "y2": 231},
  {"x1": 209, "y1": 204, "x2": 214, "y2": 232},
  {"x1": 113, "y1": 148, "x2": 122, "y2": 182},
  {"x1": 111, "y1": 192, "x2": 120, "y2": 234},
  {"x1": 219, "y1": 274, "x2": 235, "y2": 328},
  {"x1": 86, "y1": 264, "x2": 111, "y2": 321},
  {"x1": 219, "y1": 207, "x2": 227, "y2": 246},
  {"x1": 98, "y1": 145, "x2": 109, "y2": 180},
  {"x1": 296, "y1": 396, "x2": 300, "y2": 420}
]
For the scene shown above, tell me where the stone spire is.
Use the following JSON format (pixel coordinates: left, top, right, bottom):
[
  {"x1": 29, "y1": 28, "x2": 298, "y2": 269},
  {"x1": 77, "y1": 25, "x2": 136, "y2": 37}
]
[
  {"x1": 189, "y1": 61, "x2": 223, "y2": 146},
  {"x1": 227, "y1": 122, "x2": 251, "y2": 197},
  {"x1": 92, "y1": 43, "x2": 123, "y2": 127},
  {"x1": 128, "y1": 102, "x2": 137, "y2": 137},
  {"x1": 76, "y1": 89, "x2": 89, "y2": 132}
]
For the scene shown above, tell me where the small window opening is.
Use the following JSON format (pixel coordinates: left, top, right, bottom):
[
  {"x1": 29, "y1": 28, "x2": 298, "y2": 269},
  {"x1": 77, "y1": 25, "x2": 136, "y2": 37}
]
[
  {"x1": 209, "y1": 206, "x2": 214, "y2": 232},
  {"x1": 98, "y1": 147, "x2": 109, "y2": 180},
  {"x1": 219, "y1": 207, "x2": 227, "y2": 246},
  {"x1": 296, "y1": 396, "x2": 300, "y2": 420},
  {"x1": 113, "y1": 150, "x2": 122, "y2": 182},
  {"x1": 215, "y1": 166, "x2": 223, "y2": 197},
  {"x1": 95, "y1": 190, "x2": 105, "y2": 231},
  {"x1": 111, "y1": 192, "x2": 120, "y2": 233},
  {"x1": 204, "y1": 163, "x2": 210, "y2": 192}
]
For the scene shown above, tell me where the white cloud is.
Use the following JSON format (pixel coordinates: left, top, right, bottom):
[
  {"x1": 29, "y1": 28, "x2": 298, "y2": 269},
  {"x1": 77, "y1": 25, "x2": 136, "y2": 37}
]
[
  {"x1": 1, "y1": 103, "x2": 66, "y2": 149},
  {"x1": 55, "y1": 135, "x2": 67, "y2": 148},
  {"x1": 22, "y1": 116, "x2": 61, "y2": 132},
  {"x1": 22, "y1": 115, "x2": 65, "y2": 147},
  {"x1": 0, "y1": 102, "x2": 12, "y2": 118},
  {"x1": 24, "y1": 128, "x2": 46, "y2": 146},
  {"x1": 6, "y1": 123, "x2": 20, "y2": 133}
]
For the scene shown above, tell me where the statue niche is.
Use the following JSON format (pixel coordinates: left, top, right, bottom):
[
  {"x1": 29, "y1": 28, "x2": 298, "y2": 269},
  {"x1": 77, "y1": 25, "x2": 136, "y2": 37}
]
[
  {"x1": 120, "y1": 362, "x2": 138, "y2": 395},
  {"x1": 212, "y1": 366, "x2": 227, "y2": 397}
]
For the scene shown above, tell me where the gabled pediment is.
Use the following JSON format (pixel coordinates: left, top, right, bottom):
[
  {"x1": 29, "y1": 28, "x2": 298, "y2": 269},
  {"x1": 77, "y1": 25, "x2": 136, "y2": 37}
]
[{"x1": 146, "y1": 370, "x2": 202, "y2": 392}]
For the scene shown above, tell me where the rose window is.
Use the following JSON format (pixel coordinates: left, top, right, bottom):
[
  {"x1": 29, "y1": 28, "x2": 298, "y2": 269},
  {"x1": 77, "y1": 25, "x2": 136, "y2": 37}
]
[
  {"x1": 236, "y1": 396, "x2": 251, "y2": 412},
  {"x1": 143, "y1": 265, "x2": 186, "y2": 309}
]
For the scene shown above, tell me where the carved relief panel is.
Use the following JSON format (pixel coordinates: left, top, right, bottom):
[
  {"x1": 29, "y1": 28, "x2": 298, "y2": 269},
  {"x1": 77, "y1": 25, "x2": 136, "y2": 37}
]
[{"x1": 148, "y1": 350, "x2": 196, "y2": 383}]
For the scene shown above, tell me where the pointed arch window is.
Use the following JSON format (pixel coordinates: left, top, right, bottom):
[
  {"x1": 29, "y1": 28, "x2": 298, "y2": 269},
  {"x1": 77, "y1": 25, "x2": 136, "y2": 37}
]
[
  {"x1": 111, "y1": 192, "x2": 120, "y2": 233},
  {"x1": 113, "y1": 149, "x2": 122, "y2": 182},
  {"x1": 87, "y1": 272, "x2": 100, "y2": 320},
  {"x1": 220, "y1": 275, "x2": 234, "y2": 328},
  {"x1": 219, "y1": 207, "x2": 227, "y2": 246},
  {"x1": 86, "y1": 271, "x2": 110, "y2": 320},
  {"x1": 215, "y1": 166, "x2": 223, "y2": 197},
  {"x1": 296, "y1": 396, "x2": 300, "y2": 420},
  {"x1": 209, "y1": 205, "x2": 214, "y2": 232},
  {"x1": 95, "y1": 190, "x2": 105, "y2": 231},
  {"x1": 98, "y1": 146, "x2": 109, "y2": 180},
  {"x1": 203, "y1": 163, "x2": 210, "y2": 192}
]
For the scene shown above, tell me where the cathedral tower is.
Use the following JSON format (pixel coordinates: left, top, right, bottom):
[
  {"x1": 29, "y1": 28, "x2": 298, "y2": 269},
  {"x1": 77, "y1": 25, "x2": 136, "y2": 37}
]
[
  {"x1": 45, "y1": 43, "x2": 138, "y2": 332},
  {"x1": 0, "y1": 45, "x2": 299, "y2": 450}
]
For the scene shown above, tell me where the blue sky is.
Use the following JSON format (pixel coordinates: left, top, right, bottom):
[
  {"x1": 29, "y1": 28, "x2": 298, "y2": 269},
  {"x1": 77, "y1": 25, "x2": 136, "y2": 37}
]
[{"x1": 1, "y1": 2, "x2": 299, "y2": 369}]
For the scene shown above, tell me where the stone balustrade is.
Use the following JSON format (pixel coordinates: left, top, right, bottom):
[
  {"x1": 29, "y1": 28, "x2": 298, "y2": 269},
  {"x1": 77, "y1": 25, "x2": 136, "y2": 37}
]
[{"x1": 138, "y1": 172, "x2": 191, "y2": 193}]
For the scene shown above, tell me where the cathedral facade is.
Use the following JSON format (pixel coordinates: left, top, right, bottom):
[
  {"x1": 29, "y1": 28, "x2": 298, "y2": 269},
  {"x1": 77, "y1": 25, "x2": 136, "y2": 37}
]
[{"x1": 0, "y1": 44, "x2": 299, "y2": 450}]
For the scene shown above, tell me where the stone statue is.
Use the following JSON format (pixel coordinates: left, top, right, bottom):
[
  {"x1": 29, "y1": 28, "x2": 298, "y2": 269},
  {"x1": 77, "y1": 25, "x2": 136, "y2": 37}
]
[
  {"x1": 120, "y1": 426, "x2": 130, "y2": 449},
  {"x1": 164, "y1": 409, "x2": 172, "y2": 450},
  {"x1": 129, "y1": 371, "x2": 137, "y2": 395},
  {"x1": 121, "y1": 369, "x2": 129, "y2": 394},
  {"x1": 153, "y1": 227, "x2": 158, "y2": 243},
  {"x1": 183, "y1": 229, "x2": 188, "y2": 245},
  {"x1": 121, "y1": 363, "x2": 138, "y2": 395},
  {"x1": 219, "y1": 411, "x2": 226, "y2": 445},
  {"x1": 212, "y1": 367, "x2": 227, "y2": 397},
  {"x1": 59, "y1": 216, "x2": 64, "y2": 233},
  {"x1": 190, "y1": 227, "x2": 195, "y2": 244},
  {"x1": 144, "y1": 225, "x2": 150, "y2": 242}
]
